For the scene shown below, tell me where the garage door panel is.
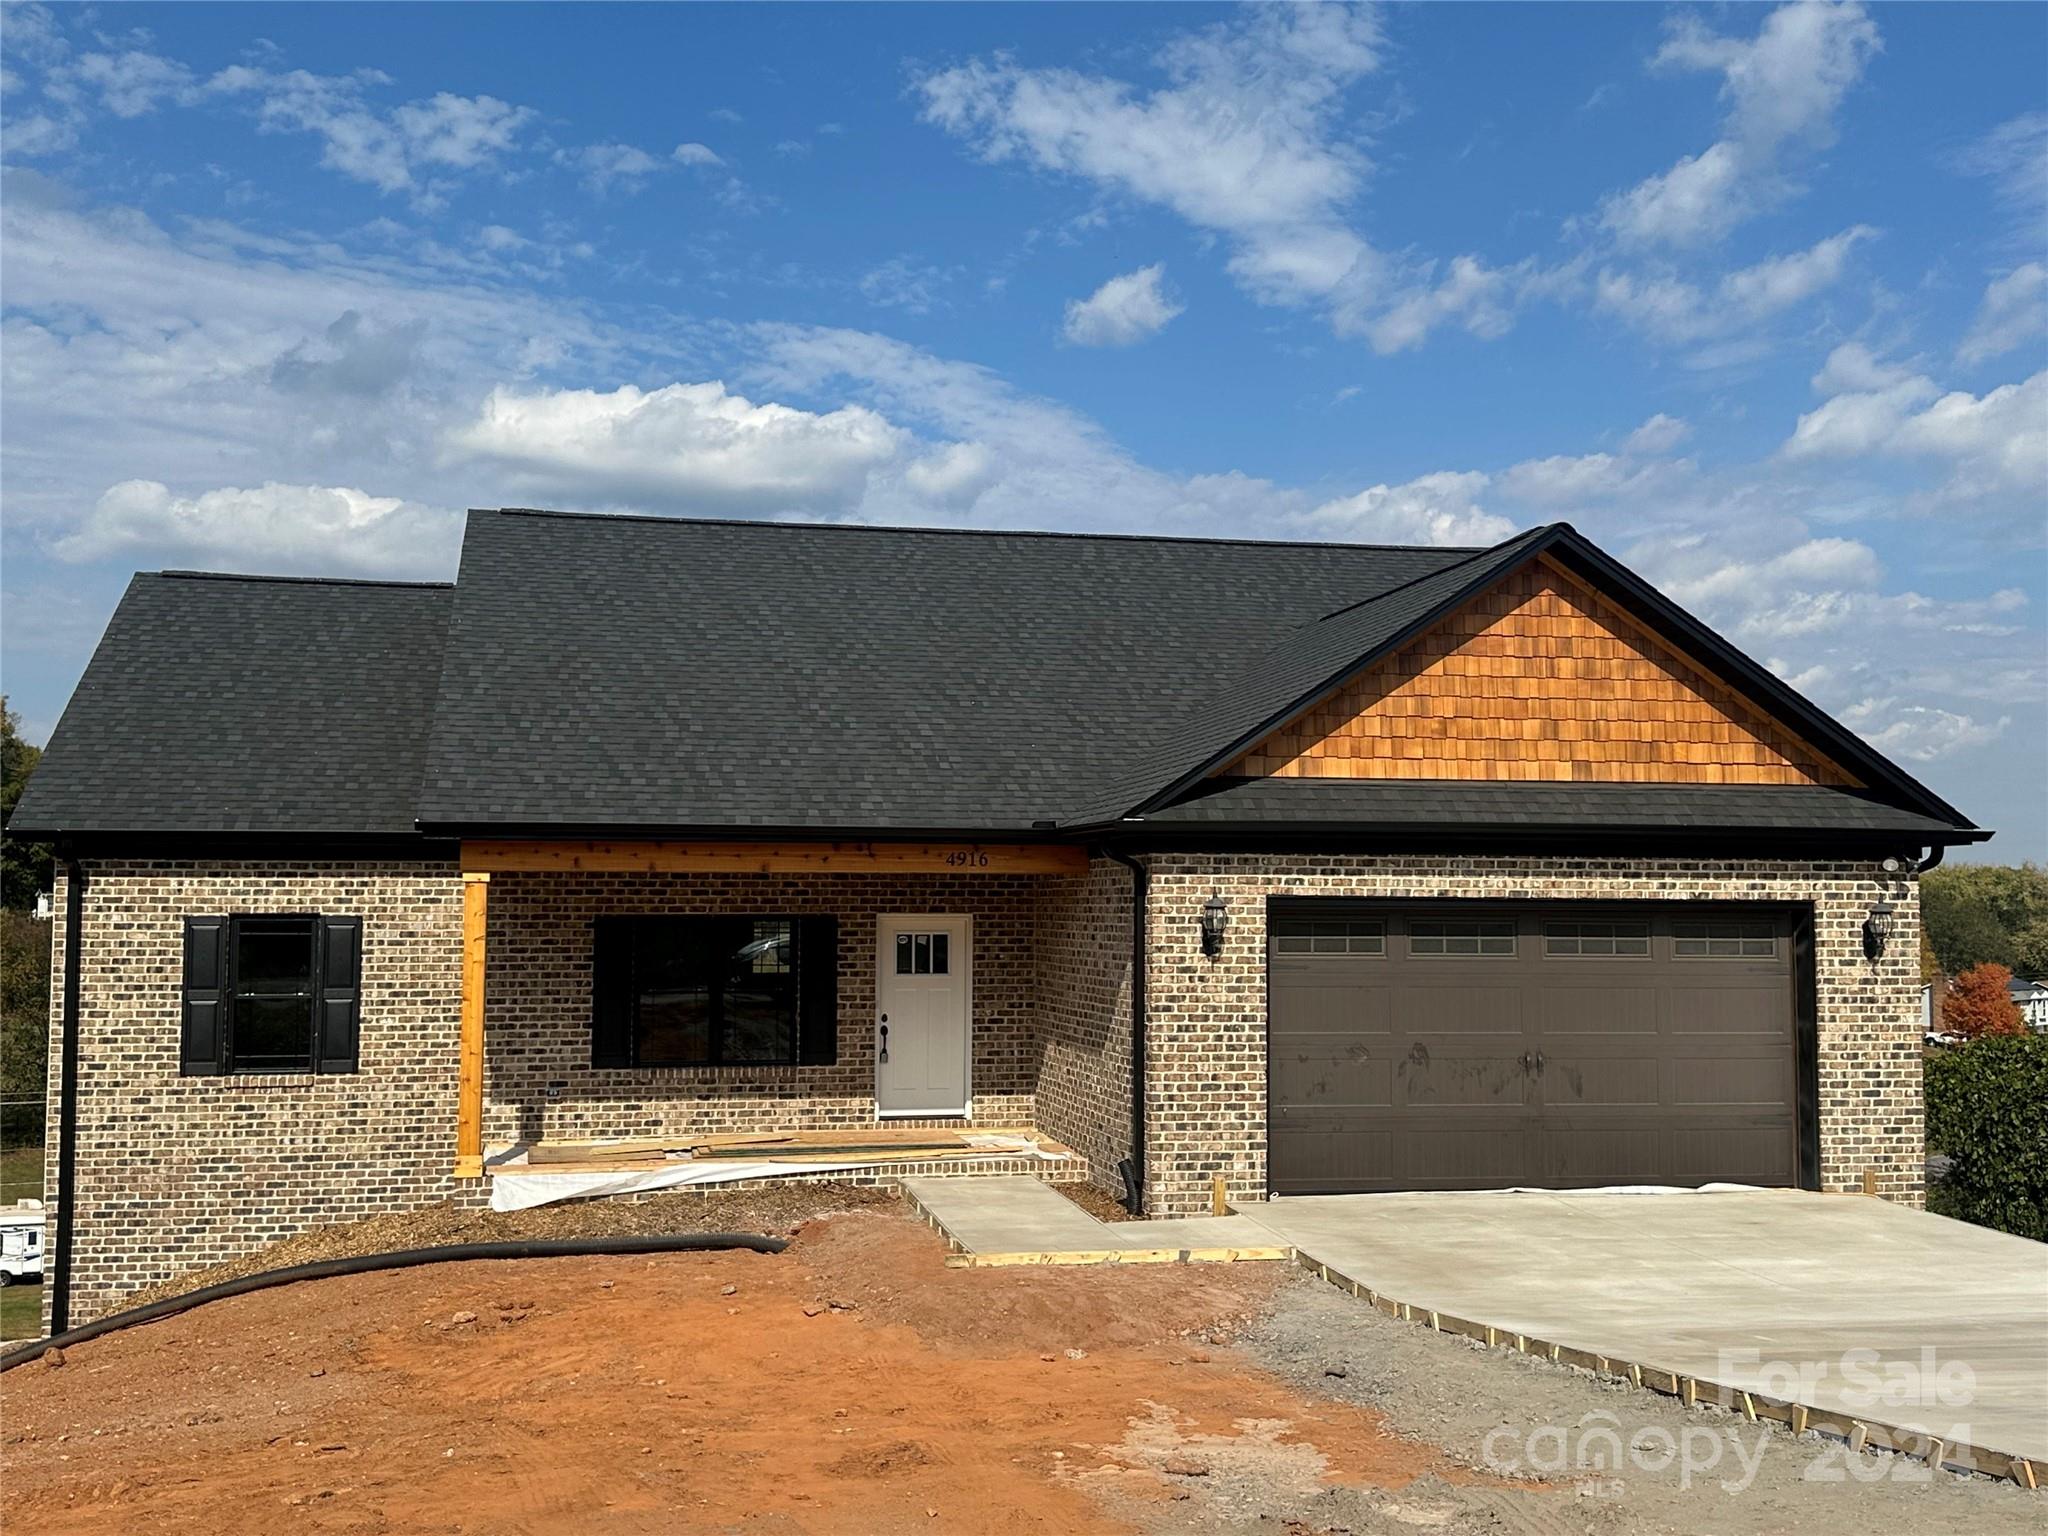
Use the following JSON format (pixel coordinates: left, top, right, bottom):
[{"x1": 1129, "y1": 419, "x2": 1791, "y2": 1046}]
[
  {"x1": 1671, "y1": 987, "x2": 1792, "y2": 1036},
  {"x1": 1397, "y1": 1045, "x2": 1532, "y2": 1107},
  {"x1": 1271, "y1": 972, "x2": 1390, "y2": 1037},
  {"x1": 1534, "y1": 985, "x2": 1661, "y2": 1037},
  {"x1": 1389, "y1": 983, "x2": 1525, "y2": 1035},
  {"x1": 1269, "y1": 904, "x2": 1799, "y2": 1196},
  {"x1": 1540, "y1": 1053, "x2": 1661, "y2": 1107},
  {"x1": 1269, "y1": 1038, "x2": 1393, "y2": 1109},
  {"x1": 1668, "y1": 1055, "x2": 1793, "y2": 1109}
]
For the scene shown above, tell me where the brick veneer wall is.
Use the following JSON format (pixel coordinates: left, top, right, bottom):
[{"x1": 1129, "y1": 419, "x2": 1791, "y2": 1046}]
[
  {"x1": 1031, "y1": 858, "x2": 1134, "y2": 1199},
  {"x1": 42, "y1": 860, "x2": 464, "y2": 1327},
  {"x1": 1138, "y1": 854, "x2": 1923, "y2": 1217},
  {"x1": 480, "y1": 872, "x2": 1038, "y2": 1141}
]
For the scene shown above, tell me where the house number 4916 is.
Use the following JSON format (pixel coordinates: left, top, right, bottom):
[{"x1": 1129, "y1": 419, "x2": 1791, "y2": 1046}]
[{"x1": 944, "y1": 850, "x2": 990, "y2": 868}]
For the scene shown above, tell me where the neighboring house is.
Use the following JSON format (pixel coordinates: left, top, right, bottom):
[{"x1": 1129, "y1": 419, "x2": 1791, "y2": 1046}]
[
  {"x1": 12, "y1": 513, "x2": 1989, "y2": 1327},
  {"x1": 2010, "y1": 976, "x2": 2048, "y2": 1032}
]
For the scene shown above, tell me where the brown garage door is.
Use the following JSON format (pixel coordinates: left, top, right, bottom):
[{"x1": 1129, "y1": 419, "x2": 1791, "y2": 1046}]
[{"x1": 1267, "y1": 904, "x2": 1801, "y2": 1195}]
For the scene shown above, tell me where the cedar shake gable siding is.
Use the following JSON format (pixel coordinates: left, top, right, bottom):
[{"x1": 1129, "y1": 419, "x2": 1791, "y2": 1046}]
[{"x1": 1228, "y1": 557, "x2": 1857, "y2": 787}]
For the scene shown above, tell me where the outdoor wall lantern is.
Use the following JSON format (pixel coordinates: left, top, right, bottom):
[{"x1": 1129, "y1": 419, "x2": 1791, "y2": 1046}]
[
  {"x1": 1200, "y1": 894, "x2": 1230, "y2": 957},
  {"x1": 1862, "y1": 900, "x2": 1894, "y2": 962}
]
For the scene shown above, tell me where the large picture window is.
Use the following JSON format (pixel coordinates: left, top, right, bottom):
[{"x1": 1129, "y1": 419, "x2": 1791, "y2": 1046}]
[
  {"x1": 592, "y1": 915, "x2": 838, "y2": 1069},
  {"x1": 181, "y1": 913, "x2": 362, "y2": 1075}
]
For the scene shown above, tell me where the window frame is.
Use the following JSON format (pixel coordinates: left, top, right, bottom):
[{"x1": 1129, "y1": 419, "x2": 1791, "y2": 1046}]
[
  {"x1": 609, "y1": 915, "x2": 806, "y2": 1070},
  {"x1": 1406, "y1": 918, "x2": 1518, "y2": 959},
  {"x1": 1672, "y1": 920, "x2": 1780, "y2": 960},
  {"x1": 224, "y1": 913, "x2": 323, "y2": 1073},
  {"x1": 1270, "y1": 918, "x2": 1387, "y2": 958},
  {"x1": 1542, "y1": 919, "x2": 1653, "y2": 959}
]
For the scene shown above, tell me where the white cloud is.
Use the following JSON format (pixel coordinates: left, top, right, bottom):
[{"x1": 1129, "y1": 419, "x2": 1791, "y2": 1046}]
[
  {"x1": 671, "y1": 141, "x2": 723, "y2": 167},
  {"x1": 1603, "y1": 1, "x2": 1880, "y2": 247},
  {"x1": 51, "y1": 480, "x2": 459, "y2": 577},
  {"x1": 859, "y1": 257, "x2": 958, "y2": 316},
  {"x1": 210, "y1": 66, "x2": 535, "y2": 198},
  {"x1": 919, "y1": 5, "x2": 1386, "y2": 333},
  {"x1": 1784, "y1": 367, "x2": 2048, "y2": 498},
  {"x1": 1952, "y1": 111, "x2": 2048, "y2": 249},
  {"x1": 1062, "y1": 263, "x2": 1182, "y2": 346},
  {"x1": 1594, "y1": 226, "x2": 1872, "y2": 342},
  {"x1": 1836, "y1": 699, "x2": 2011, "y2": 761},
  {"x1": 558, "y1": 141, "x2": 663, "y2": 194},
  {"x1": 1624, "y1": 413, "x2": 1692, "y2": 455},
  {"x1": 1366, "y1": 256, "x2": 1522, "y2": 354},
  {"x1": 1304, "y1": 471, "x2": 1515, "y2": 547},
  {"x1": 447, "y1": 382, "x2": 910, "y2": 512},
  {"x1": 1811, "y1": 340, "x2": 1916, "y2": 394},
  {"x1": 1957, "y1": 263, "x2": 2047, "y2": 366},
  {"x1": 69, "y1": 50, "x2": 198, "y2": 117}
]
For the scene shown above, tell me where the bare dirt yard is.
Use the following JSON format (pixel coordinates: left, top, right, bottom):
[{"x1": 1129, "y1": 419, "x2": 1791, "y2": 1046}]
[{"x1": 3, "y1": 1197, "x2": 2038, "y2": 1535}]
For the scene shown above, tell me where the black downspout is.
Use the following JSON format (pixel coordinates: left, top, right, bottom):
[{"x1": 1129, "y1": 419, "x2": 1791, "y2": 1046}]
[
  {"x1": 1104, "y1": 847, "x2": 1147, "y2": 1215},
  {"x1": 49, "y1": 854, "x2": 85, "y2": 1336}
]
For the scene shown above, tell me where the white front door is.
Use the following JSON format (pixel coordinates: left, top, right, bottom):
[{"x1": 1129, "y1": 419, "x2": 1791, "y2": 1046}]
[{"x1": 875, "y1": 915, "x2": 971, "y2": 1116}]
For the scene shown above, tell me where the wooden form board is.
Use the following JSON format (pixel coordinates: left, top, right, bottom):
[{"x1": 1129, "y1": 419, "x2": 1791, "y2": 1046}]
[
  {"x1": 461, "y1": 839, "x2": 1088, "y2": 876},
  {"x1": 1228, "y1": 556, "x2": 1857, "y2": 786}
]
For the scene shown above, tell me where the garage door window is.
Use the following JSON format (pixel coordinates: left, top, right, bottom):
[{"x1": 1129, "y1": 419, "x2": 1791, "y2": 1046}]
[
  {"x1": 1544, "y1": 920, "x2": 1651, "y2": 957},
  {"x1": 1673, "y1": 920, "x2": 1777, "y2": 958},
  {"x1": 1408, "y1": 920, "x2": 1516, "y2": 957},
  {"x1": 1273, "y1": 919, "x2": 1385, "y2": 956}
]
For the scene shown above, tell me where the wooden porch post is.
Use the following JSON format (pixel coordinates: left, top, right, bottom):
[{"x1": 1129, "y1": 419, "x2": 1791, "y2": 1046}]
[{"x1": 456, "y1": 871, "x2": 489, "y2": 1178}]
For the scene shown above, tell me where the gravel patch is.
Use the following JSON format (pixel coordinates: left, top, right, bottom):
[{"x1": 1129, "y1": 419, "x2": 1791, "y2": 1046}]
[{"x1": 1237, "y1": 1265, "x2": 2044, "y2": 1536}]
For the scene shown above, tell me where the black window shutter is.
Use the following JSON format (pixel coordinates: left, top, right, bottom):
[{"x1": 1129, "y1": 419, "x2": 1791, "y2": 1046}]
[
  {"x1": 797, "y1": 915, "x2": 839, "y2": 1065},
  {"x1": 591, "y1": 917, "x2": 634, "y2": 1068},
  {"x1": 180, "y1": 916, "x2": 228, "y2": 1075},
  {"x1": 316, "y1": 916, "x2": 362, "y2": 1074}
]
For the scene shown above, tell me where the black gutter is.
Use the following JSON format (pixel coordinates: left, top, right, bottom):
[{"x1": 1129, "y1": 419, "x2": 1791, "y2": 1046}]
[
  {"x1": 48, "y1": 855, "x2": 84, "y2": 1336},
  {"x1": 3, "y1": 1232, "x2": 786, "y2": 1372},
  {"x1": 1103, "y1": 847, "x2": 1148, "y2": 1215}
]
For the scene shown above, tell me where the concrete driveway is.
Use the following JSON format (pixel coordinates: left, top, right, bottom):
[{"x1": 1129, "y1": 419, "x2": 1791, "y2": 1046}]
[{"x1": 1240, "y1": 1188, "x2": 2048, "y2": 1470}]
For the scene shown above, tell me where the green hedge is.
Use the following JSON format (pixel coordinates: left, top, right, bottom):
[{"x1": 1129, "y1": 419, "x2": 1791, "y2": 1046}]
[{"x1": 1925, "y1": 1032, "x2": 2048, "y2": 1241}]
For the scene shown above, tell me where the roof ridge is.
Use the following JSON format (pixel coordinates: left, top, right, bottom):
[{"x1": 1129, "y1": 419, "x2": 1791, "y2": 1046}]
[
  {"x1": 482, "y1": 507, "x2": 1486, "y2": 556},
  {"x1": 1312, "y1": 521, "x2": 1560, "y2": 623},
  {"x1": 155, "y1": 571, "x2": 456, "y2": 590}
]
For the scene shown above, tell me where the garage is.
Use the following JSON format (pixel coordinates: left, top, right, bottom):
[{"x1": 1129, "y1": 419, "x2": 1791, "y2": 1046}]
[{"x1": 1267, "y1": 902, "x2": 1810, "y2": 1195}]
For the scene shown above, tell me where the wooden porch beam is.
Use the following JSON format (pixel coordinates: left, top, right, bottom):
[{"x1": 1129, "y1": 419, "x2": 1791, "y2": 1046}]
[
  {"x1": 455, "y1": 871, "x2": 488, "y2": 1179},
  {"x1": 459, "y1": 839, "x2": 1089, "y2": 876}
]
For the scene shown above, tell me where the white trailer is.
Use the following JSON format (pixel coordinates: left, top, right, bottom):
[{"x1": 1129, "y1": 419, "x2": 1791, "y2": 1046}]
[{"x1": 0, "y1": 1202, "x2": 45, "y2": 1285}]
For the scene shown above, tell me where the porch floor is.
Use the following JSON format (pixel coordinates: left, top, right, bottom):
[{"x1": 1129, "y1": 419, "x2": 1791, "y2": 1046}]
[{"x1": 482, "y1": 1128, "x2": 1085, "y2": 1212}]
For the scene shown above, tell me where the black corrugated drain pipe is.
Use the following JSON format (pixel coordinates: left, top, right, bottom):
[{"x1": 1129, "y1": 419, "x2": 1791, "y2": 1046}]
[
  {"x1": 0, "y1": 1232, "x2": 786, "y2": 1373},
  {"x1": 1104, "y1": 847, "x2": 1148, "y2": 1215}
]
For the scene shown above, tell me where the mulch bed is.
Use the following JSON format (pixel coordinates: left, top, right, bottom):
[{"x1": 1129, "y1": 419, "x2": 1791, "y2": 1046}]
[
  {"x1": 1052, "y1": 1179, "x2": 1137, "y2": 1223},
  {"x1": 118, "y1": 1181, "x2": 895, "y2": 1311}
]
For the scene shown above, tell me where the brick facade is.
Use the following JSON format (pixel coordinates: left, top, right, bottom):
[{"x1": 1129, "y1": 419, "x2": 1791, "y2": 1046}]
[
  {"x1": 1031, "y1": 858, "x2": 1135, "y2": 1199},
  {"x1": 43, "y1": 850, "x2": 1922, "y2": 1323},
  {"x1": 1138, "y1": 853, "x2": 1922, "y2": 1216},
  {"x1": 43, "y1": 860, "x2": 464, "y2": 1327},
  {"x1": 480, "y1": 871, "x2": 1038, "y2": 1142}
]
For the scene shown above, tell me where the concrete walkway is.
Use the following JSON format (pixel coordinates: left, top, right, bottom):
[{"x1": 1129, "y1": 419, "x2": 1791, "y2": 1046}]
[
  {"x1": 900, "y1": 1176, "x2": 1286, "y2": 1264},
  {"x1": 1239, "y1": 1188, "x2": 2048, "y2": 1469}
]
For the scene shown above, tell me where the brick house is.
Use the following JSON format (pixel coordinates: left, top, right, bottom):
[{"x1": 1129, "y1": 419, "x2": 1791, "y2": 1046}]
[{"x1": 12, "y1": 511, "x2": 1987, "y2": 1327}]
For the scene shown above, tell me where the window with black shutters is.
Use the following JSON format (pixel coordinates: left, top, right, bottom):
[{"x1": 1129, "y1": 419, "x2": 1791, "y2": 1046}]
[
  {"x1": 591, "y1": 915, "x2": 838, "y2": 1069},
  {"x1": 181, "y1": 913, "x2": 362, "y2": 1075}
]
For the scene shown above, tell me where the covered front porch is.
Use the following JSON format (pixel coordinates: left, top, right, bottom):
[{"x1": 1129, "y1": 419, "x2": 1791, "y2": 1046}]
[{"x1": 450, "y1": 837, "x2": 1128, "y2": 1203}]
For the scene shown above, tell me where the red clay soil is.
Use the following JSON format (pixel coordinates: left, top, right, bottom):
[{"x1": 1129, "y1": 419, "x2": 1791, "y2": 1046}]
[{"x1": 2, "y1": 1209, "x2": 1510, "y2": 1535}]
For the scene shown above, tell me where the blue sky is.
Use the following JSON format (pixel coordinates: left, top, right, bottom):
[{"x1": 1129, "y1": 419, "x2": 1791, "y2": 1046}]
[{"x1": 2, "y1": 1, "x2": 2043, "y2": 853}]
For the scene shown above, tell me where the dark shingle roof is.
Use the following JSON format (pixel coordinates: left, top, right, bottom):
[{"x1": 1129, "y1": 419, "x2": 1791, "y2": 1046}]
[
  {"x1": 416, "y1": 510, "x2": 1471, "y2": 831},
  {"x1": 14, "y1": 511, "x2": 1985, "y2": 844},
  {"x1": 1144, "y1": 779, "x2": 1973, "y2": 841},
  {"x1": 8, "y1": 573, "x2": 453, "y2": 837},
  {"x1": 1062, "y1": 525, "x2": 1555, "y2": 826}
]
